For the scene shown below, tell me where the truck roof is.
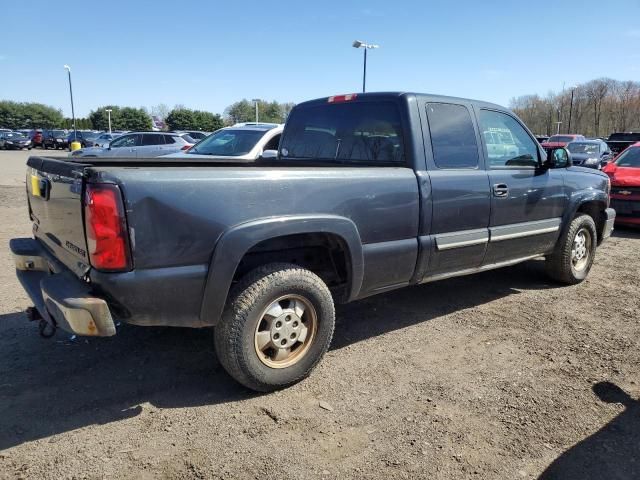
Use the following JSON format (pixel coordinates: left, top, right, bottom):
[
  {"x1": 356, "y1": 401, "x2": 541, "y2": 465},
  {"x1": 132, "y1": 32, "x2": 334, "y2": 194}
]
[{"x1": 295, "y1": 91, "x2": 507, "y2": 111}]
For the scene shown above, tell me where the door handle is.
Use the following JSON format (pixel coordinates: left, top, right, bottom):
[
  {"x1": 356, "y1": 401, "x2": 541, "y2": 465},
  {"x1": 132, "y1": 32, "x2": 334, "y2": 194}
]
[{"x1": 493, "y1": 183, "x2": 509, "y2": 197}]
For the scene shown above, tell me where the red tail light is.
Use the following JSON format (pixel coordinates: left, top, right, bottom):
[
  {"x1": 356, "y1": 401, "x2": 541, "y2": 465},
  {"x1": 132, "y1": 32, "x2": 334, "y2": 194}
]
[
  {"x1": 328, "y1": 94, "x2": 357, "y2": 103},
  {"x1": 84, "y1": 184, "x2": 132, "y2": 271},
  {"x1": 181, "y1": 144, "x2": 191, "y2": 151}
]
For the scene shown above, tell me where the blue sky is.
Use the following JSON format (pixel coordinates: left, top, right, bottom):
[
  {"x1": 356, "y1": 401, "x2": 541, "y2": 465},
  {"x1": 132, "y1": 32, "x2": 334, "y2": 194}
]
[{"x1": 1, "y1": 0, "x2": 639, "y2": 117}]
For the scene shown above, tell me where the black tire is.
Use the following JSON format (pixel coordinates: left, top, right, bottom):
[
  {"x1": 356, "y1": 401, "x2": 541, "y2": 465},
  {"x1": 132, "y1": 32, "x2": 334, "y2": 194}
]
[
  {"x1": 545, "y1": 214, "x2": 597, "y2": 284},
  {"x1": 214, "y1": 263, "x2": 335, "y2": 392}
]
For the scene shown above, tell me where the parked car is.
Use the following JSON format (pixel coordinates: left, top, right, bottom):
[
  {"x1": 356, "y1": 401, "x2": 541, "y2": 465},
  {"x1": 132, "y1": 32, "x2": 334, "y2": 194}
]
[
  {"x1": 541, "y1": 134, "x2": 586, "y2": 149},
  {"x1": 66, "y1": 130, "x2": 100, "y2": 149},
  {"x1": 163, "y1": 124, "x2": 282, "y2": 160},
  {"x1": 70, "y1": 132, "x2": 194, "y2": 158},
  {"x1": 566, "y1": 140, "x2": 613, "y2": 169},
  {"x1": 0, "y1": 131, "x2": 32, "y2": 150},
  {"x1": 603, "y1": 142, "x2": 640, "y2": 226},
  {"x1": 173, "y1": 130, "x2": 210, "y2": 141},
  {"x1": 42, "y1": 129, "x2": 69, "y2": 149},
  {"x1": 12, "y1": 92, "x2": 615, "y2": 392},
  {"x1": 605, "y1": 132, "x2": 640, "y2": 155},
  {"x1": 0, "y1": 128, "x2": 13, "y2": 134},
  {"x1": 92, "y1": 132, "x2": 122, "y2": 148}
]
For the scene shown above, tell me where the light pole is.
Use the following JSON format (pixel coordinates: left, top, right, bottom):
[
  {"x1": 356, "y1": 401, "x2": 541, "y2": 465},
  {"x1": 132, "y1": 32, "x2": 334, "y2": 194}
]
[
  {"x1": 252, "y1": 99, "x2": 260, "y2": 123},
  {"x1": 567, "y1": 85, "x2": 577, "y2": 134},
  {"x1": 105, "y1": 109, "x2": 112, "y2": 134},
  {"x1": 63, "y1": 65, "x2": 77, "y2": 143},
  {"x1": 555, "y1": 121, "x2": 563, "y2": 134},
  {"x1": 352, "y1": 40, "x2": 379, "y2": 93}
]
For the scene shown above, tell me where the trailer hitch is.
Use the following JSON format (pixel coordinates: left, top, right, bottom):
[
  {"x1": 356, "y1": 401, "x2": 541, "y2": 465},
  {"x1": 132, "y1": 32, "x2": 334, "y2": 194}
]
[{"x1": 26, "y1": 307, "x2": 56, "y2": 338}]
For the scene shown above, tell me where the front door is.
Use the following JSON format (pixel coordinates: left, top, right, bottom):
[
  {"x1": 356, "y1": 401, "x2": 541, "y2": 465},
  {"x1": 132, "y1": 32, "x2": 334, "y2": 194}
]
[
  {"x1": 477, "y1": 109, "x2": 566, "y2": 265},
  {"x1": 109, "y1": 133, "x2": 140, "y2": 157}
]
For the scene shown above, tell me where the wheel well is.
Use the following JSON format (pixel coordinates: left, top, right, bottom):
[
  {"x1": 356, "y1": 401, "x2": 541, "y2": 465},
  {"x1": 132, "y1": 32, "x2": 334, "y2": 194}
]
[
  {"x1": 233, "y1": 233, "x2": 351, "y2": 301},
  {"x1": 576, "y1": 201, "x2": 607, "y2": 244}
]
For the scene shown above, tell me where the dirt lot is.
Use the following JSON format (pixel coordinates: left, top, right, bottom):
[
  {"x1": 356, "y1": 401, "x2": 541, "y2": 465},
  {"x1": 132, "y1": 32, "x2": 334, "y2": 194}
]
[{"x1": 0, "y1": 148, "x2": 638, "y2": 479}]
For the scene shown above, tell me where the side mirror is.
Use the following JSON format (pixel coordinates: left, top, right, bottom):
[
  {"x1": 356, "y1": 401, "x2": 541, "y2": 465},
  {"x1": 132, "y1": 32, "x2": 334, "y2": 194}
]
[
  {"x1": 260, "y1": 149, "x2": 278, "y2": 160},
  {"x1": 546, "y1": 147, "x2": 571, "y2": 168}
]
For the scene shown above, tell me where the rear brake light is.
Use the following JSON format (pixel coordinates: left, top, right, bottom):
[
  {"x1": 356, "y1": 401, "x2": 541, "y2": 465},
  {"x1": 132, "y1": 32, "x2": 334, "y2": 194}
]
[
  {"x1": 181, "y1": 144, "x2": 191, "y2": 151},
  {"x1": 84, "y1": 184, "x2": 131, "y2": 271},
  {"x1": 328, "y1": 94, "x2": 357, "y2": 103}
]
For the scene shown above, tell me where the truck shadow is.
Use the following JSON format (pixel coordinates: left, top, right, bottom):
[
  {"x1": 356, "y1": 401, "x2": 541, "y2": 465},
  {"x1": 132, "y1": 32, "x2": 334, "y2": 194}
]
[
  {"x1": 538, "y1": 381, "x2": 640, "y2": 479},
  {"x1": 0, "y1": 260, "x2": 557, "y2": 451}
]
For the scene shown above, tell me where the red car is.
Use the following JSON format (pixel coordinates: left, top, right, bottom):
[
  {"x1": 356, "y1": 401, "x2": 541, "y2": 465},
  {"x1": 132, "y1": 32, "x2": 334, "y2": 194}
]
[
  {"x1": 541, "y1": 134, "x2": 586, "y2": 150},
  {"x1": 603, "y1": 142, "x2": 640, "y2": 226}
]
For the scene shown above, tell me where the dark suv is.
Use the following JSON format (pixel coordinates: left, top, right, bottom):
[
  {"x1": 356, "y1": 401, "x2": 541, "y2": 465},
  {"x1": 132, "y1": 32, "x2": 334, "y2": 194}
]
[{"x1": 42, "y1": 130, "x2": 69, "y2": 150}]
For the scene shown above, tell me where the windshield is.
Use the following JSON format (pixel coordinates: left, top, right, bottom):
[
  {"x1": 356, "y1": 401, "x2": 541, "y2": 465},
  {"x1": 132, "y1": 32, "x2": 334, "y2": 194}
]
[
  {"x1": 4, "y1": 132, "x2": 26, "y2": 139},
  {"x1": 615, "y1": 147, "x2": 640, "y2": 168},
  {"x1": 280, "y1": 101, "x2": 405, "y2": 164},
  {"x1": 189, "y1": 129, "x2": 264, "y2": 156},
  {"x1": 547, "y1": 135, "x2": 576, "y2": 143},
  {"x1": 51, "y1": 130, "x2": 66, "y2": 137},
  {"x1": 567, "y1": 143, "x2": 599, "y2": 154}
]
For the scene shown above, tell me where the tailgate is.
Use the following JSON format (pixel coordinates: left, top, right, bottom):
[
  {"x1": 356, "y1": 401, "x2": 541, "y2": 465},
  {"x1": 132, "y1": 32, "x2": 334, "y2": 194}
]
[{"x1": 26, "y1": 156, "x2": 91, "y2": 277}]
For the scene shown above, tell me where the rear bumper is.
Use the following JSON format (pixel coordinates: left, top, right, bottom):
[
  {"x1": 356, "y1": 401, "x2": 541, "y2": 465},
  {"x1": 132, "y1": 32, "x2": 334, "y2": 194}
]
[
  {"x1": 602, "y1": 208, "x2": 616, "y2": 240},
  {"x1": 10, "y1": 238, "x2": 116, "y2": 336}
]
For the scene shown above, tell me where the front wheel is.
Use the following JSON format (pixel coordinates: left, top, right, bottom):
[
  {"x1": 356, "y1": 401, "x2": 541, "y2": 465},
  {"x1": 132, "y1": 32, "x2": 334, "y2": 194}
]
[
  {"x1": 545, "y1": 214, "x2": 597, "y2": 284},
  {"x1": 214, "y1": 263, "x2": 335, "y2": 392}
]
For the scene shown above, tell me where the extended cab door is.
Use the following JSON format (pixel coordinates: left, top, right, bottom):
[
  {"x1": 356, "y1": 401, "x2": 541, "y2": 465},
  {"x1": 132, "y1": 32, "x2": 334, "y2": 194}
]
[
  {"x1": 418, "y1": 102, "x2": 491, "y2": 279},
  {"x1": 477, "y1": 109, "x2": 566, "y2": 265}
]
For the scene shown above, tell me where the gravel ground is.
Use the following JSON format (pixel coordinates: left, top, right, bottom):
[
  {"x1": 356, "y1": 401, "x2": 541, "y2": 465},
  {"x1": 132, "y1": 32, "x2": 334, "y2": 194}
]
[{"x1": 0, "y1": 149, "x2": 638, "y2": 479}]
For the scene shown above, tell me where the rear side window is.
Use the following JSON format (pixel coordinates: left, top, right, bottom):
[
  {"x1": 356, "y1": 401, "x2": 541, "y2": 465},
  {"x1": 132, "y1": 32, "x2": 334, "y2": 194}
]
[
  {"x1": 141, "y1": 134, "x2": 164, "y2": 146},
  {"x1": 164, "y1": 135, "x2": 176, "y2": 144},
  {"x1": 426, "y1": 103, "x2": 479, "y2": 169},
  {"x1": 280, "y1": 101, "x2": 405, "y2": 165}
]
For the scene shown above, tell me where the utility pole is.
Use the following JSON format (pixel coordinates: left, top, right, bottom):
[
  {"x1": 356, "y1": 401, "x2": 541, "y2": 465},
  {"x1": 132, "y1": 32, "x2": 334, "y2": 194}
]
[
  {"x1": 352, "y1": 40, "x2": 379, "y2": 93},
  {"x1": 252, "y1": 99, "x2": 260, "y2": 123},
  {"x1": 64, "y1": 65, "x2": 77, "y2": 142},
  {"x1": 105, "y1": 109, "x2": 112, "y2": 134}
]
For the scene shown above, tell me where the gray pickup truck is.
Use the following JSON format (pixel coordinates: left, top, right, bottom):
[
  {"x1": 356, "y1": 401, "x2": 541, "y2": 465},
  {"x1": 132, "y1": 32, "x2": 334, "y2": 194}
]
[{"x1": 11, "y1": 92, "x2": 615, "y2": 391}]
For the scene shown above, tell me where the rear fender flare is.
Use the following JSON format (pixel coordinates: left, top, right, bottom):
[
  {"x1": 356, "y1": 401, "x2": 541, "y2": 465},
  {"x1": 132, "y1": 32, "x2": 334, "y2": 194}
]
[{"x1": 199, "y1": 215, "x2": 364, "y2": 326}]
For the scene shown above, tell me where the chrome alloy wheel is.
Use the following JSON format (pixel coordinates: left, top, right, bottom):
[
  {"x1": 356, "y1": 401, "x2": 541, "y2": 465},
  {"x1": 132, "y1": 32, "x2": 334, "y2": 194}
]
[{"x1": 571, "y1": 227, "x2": 592, "y2": 272}]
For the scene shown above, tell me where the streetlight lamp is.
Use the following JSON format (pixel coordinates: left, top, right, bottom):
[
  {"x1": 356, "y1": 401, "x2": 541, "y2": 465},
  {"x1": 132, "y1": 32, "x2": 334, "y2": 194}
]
[
  {"x1": 352, "y1": 40, "x2": 379, "y2": 93},
  {"x1": 555, "y1": 121, "x2": 563, "y2": 134},
  {"x1": 105, "y1": 109, "x2": 112, "y2": 134},
  {"x1": 252, "y1": 99, "x2": 260, "y2": 123},
  {"x1": 63, "y1": 65, "x2": 77, "y2": 143},
  {"x1": 567, "y1": 85, "x2": 577, "y2": 134}
]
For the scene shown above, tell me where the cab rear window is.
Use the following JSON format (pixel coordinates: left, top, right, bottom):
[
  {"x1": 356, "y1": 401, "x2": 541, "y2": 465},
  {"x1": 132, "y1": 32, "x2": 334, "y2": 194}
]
[{"x1": 280, "y1": 102, "x2": 406, "y2": 165}]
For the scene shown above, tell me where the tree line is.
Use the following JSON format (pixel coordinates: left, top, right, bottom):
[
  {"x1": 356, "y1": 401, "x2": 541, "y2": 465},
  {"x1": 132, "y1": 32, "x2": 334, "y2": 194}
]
[
  {"x1": 510, "y1": 78, "x2": 640, "y2": 137},
  {"x1": 1, "y1": 99, "x2": 295, "y2": 132}
]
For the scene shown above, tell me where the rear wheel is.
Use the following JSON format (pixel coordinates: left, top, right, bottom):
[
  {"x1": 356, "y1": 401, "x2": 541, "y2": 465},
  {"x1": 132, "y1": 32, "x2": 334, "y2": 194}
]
[
  {"x1": 214, "y1": 263, "x2": 335, "y2": 392},
  {"x1": 545, "y1": 214, "x2": 597, "y2": 284}
]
